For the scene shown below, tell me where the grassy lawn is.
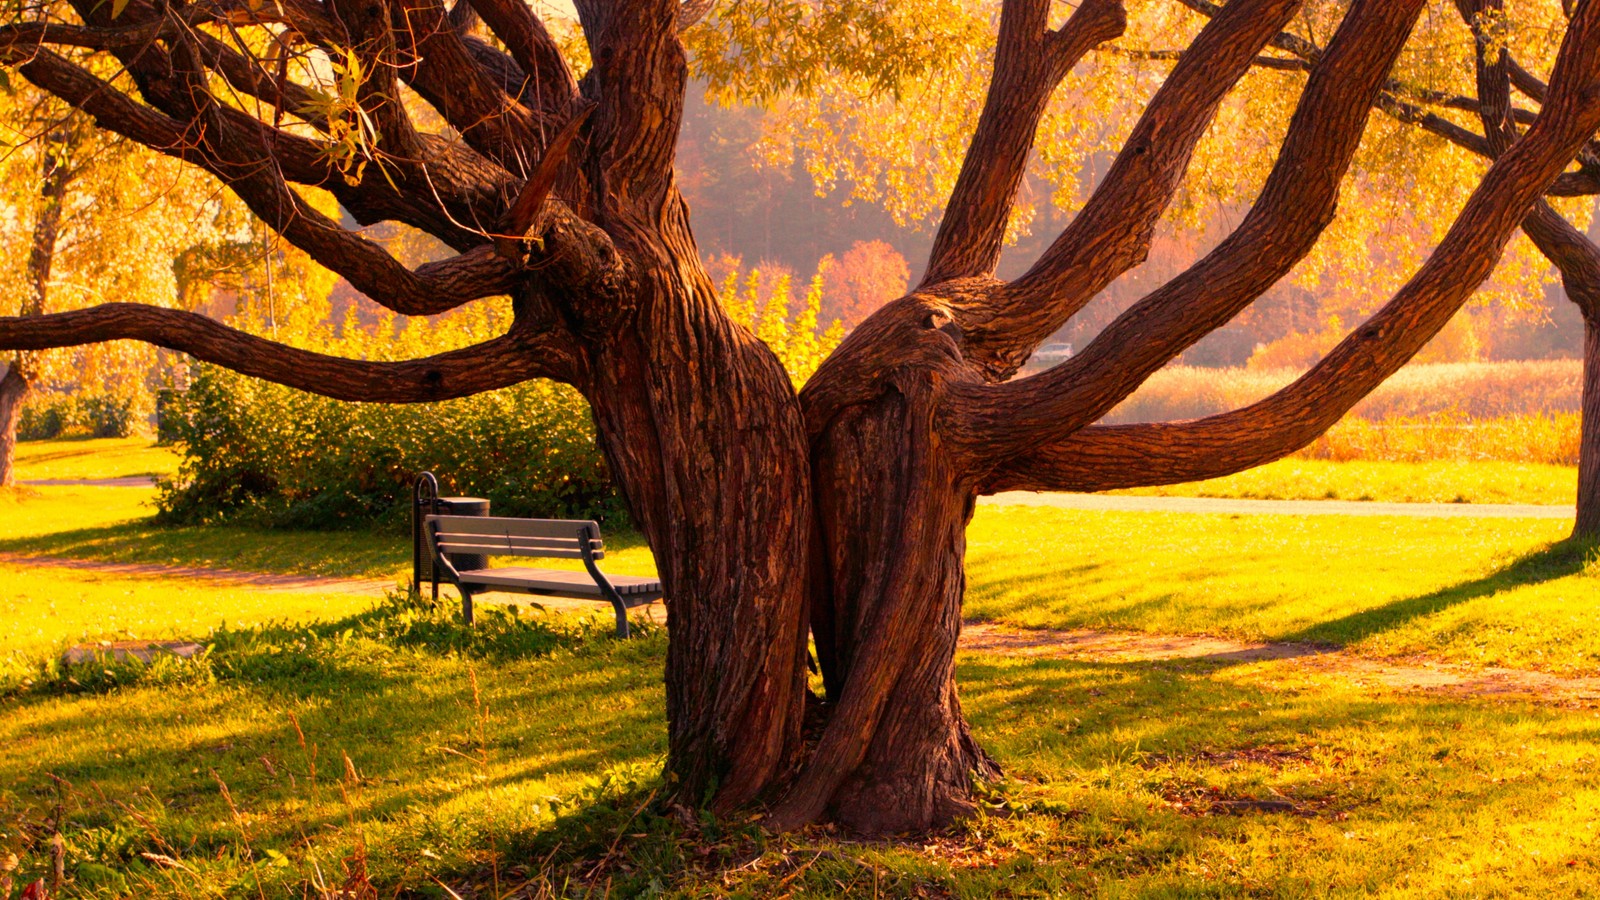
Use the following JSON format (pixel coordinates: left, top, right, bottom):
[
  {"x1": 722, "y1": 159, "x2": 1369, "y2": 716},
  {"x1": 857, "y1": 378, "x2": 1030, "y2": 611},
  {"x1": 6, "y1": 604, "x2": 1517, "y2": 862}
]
[
  {"x1": 5, "y1": 603, "x2": 1600, "y2": 896},
  {"x1": 1111, "y1": 458, "x2": 1577, "y2": 505},
  {"x1": 6, "y1": 484, "x2": 1596, "y2": 674},
  {"x1": 966, "y1": 505, "x2": 1600, "y2": 675},
  {"x1": 4, "y1": 466, "x2": 1600, "y2": 895},
  {"x1": 14, "y1": 437, "x2": 182, "y2": 481}
]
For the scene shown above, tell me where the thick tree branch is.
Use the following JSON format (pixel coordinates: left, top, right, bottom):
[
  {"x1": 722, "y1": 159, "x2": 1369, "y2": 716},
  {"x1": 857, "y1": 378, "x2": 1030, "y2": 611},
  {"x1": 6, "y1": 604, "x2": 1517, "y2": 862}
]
[
  {"x1": 920, "y1": 0, "x2": 1125, "y2": 287},
  {"x1": 955, "y1": 0, "x2": 1303, "y2": 380},
  {"x1": 983, "y1": 0, "x2": 1600, "y2": 494},
  {"x1": 467, "y1": 0, "x2": 578, "y2": 115},
  {"x1": 576, "y1": 0, "x2": 685, "y2": 216},
  {"x1": 954, "y1": 0, "x2": 1426, "y2": 457},
  {"x1": 0, "y1": 304, "x2": 579, "y2": 401},
  {"x1": 386, "y1": 0, "x2": 549, "y2": 176}
]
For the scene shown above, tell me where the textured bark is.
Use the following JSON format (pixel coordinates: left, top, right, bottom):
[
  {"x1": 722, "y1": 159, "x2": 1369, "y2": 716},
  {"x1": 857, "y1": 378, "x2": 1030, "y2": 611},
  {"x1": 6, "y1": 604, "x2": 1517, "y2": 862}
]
[
  {"x1": 5, "y1": 0, "x2": 1600, "y2": 839},
  {"x1": 0, "y1": 364, "x2": 28, "y2": 488},
  {"x1": 576, "y1": 197, "x2": 812, "y2": 809},
  {"x1": 1579, "y1": 307, "x2": 1600, "y2": 540}
]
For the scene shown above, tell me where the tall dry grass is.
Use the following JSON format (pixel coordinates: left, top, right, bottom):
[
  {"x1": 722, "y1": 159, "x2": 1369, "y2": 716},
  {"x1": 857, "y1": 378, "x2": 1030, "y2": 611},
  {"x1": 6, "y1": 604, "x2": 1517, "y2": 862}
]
[{"x1": 1097, "y1": 360, "x2": 1584, "y2": 465}]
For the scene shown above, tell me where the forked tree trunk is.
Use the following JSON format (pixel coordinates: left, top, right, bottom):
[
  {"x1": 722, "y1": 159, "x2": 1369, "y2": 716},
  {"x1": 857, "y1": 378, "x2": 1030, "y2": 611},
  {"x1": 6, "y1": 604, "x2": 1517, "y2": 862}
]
[
  {"x1": 9, "y1": 0, "x2": 1600, "y2": 843},
  {"x1": 1578, "y1": 305, "x2": 1600, "y2": 540},
  {"x1": 806, "y1": 388, "x2": 994, "y2": 832},
  {"x1": 0, "y1": 363, "x2": 29, "y2": 487}
]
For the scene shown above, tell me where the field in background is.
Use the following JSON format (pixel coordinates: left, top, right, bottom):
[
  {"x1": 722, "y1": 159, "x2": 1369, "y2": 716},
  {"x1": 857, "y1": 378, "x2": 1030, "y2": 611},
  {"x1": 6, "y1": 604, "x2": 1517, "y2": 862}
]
[
  {"x1": 1106, "y1": 360, "x2": 1583, "y2": 465},
  {"x1": 1111, "y1": 458, "x2": 1576, "y2": 504}
]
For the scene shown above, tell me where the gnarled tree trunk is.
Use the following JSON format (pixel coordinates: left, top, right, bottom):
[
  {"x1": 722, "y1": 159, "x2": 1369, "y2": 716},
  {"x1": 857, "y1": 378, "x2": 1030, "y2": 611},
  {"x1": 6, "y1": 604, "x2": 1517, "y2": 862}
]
[{"x1": 6, "y1": 0, "x2": 1600, "y2": 839}]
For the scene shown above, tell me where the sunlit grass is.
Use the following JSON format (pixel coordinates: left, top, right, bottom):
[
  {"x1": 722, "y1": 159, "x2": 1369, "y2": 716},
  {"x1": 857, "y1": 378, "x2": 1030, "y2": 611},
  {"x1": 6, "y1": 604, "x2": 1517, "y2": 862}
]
[
  {"x1": 7, "y1": 485, "x2": 1596, "y2": 675},
  {"x1": 14, "y1": 437, "x2": 181, "y2": 481},
  {"x1": 967, "y1": 505, "x2": 1600, "y2": 674},
  {"x1": 6, "y1": 613, "x2": 1600, "y2": 896},
  {"x1": 1117, "y1": 458, "x2": 1576, "y2": 505},
  {"x1": 3, "y1": 474, "x2": 1600, "y2": 894}
]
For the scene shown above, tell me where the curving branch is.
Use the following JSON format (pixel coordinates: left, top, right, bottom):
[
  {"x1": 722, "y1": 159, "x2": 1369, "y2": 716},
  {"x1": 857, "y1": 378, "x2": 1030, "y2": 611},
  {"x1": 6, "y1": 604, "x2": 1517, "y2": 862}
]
[
  {"x1": 982, "y1": 0, "x2": 1600, "y2": 495},
  {"x1": 952, "y1": 0, "x2": 1427, "y2": 457},
  {"x1": 7, "y1": 36, "x2": 516, "y2": 252},
  {"x1": 4, "y1": 26, "x2": 563, "y2": 315},
  {"x1": 386, "y1": 0, "x2": 549, "y2": 176},
  {"x1": 953, "y1": 0, "x2": 1302, "y2": 380},
  {"x1": 467, "y1": 0, "x2": 578, "y2": 116},
  {"x1": 0, "y1": 304, "x2": 579, "y2": 401},
  {"x1": 920, "y1": 0, "x2": 1126, "y2": 287}
]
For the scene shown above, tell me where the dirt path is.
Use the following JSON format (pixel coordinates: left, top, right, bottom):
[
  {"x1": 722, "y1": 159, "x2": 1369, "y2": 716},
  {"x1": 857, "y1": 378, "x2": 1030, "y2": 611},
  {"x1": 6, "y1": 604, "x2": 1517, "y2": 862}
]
[
  {"x1": 0, "y1": 552, "x2": 661, "y2": 617},
  {"x1": 20, "y1": 476, "x2": 158, "y2": 487},
  {"x1": 981, "y1": 491, "x2": 1574, "y2": 519},
  {"x1": 11, "y1": 552, "x2": 1595, "y2": 703}
]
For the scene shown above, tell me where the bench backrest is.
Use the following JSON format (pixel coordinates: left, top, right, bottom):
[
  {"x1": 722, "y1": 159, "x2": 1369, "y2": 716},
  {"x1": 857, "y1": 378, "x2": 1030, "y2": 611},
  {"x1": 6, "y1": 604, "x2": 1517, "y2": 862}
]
[{"x1": 425, "y1": 515, "x2": 604, "y2": 560}]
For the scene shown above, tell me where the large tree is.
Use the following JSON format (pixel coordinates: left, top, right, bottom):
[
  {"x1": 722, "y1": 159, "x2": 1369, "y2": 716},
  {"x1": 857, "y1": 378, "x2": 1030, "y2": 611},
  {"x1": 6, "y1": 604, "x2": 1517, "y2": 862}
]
[{"x1": 4, "y1": 0, "x2": 1600, "y2": 832}]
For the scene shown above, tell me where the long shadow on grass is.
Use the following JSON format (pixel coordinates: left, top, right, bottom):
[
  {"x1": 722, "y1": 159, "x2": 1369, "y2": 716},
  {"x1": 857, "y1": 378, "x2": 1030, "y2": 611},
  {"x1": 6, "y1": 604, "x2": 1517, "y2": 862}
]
[
  {"x1": 427, "y1": 651, "x2": 1600, "y2": 898},
  {"x1": 1281, "y1": 536, "x2": 1597, "y2": 647},
  {"x1": 3, "y1": 601, "x2": 667, "y2": 859},
  {"x1": 0, "y1": 518, "x2": 406, "y2": 578}
]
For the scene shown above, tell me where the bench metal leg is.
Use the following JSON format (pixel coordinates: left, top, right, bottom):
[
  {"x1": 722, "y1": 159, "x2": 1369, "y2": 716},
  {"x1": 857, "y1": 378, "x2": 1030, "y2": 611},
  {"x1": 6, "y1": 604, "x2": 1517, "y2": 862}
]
[
  {"x1": 460, "y1": 588, "x2": 474, "y2": 626},
  {"x1": 611, "y1": 597, "x2": 630, "y2": 639}
]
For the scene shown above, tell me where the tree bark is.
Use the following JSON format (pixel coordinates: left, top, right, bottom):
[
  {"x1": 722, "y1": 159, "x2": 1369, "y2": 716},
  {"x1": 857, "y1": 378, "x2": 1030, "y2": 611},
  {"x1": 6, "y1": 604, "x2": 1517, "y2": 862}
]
[
  {"x1": 573, "y1": 195, "x2": 814, "y2": 812},
  {"x1": 0, "y1": 363, "x2": 28, "y2": 487},
  {"x1": 8, "y1": 0, "x2": 1600, "y2": 840},
  {"x1": 775, "y1": 300, "x2": 997, "y2": 832},
  {"x1": 1579, "y1": 304, "x2": 1600, "y2": 540}
]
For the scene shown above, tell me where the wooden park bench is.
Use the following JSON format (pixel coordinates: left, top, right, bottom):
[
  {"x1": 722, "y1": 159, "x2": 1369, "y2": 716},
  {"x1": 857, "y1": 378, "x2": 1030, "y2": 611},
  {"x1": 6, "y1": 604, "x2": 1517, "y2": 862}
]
[{"x1": 420, "y1": 514, "x2": 663, "y2": 637}]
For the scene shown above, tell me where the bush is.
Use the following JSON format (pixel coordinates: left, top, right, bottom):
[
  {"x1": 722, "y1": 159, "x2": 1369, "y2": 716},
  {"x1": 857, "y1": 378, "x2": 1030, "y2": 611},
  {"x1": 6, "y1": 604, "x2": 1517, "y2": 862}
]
[
  {"x1": 157, "y1": 259, "x2": 841, "y2": 530},
  {"x1": 18, "y1": 385, "x2": 151, "y2": 440},
  {"x1": 157, "y1": 366, "x2": 622, "y2": 529}
]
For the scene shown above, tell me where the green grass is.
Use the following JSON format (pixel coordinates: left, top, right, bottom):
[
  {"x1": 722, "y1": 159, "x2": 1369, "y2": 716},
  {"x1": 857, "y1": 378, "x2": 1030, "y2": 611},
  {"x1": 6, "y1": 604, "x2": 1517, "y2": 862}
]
[
  {"x1": 7, "y1": 484, "x2": 1597, "y2": 674},
  {"x1": 4, "y1": 470, "x2": 1600, "y2": 895},
  {"x1": 6, "y1": 605, "x2": 1600, "y2": 896},
  {"x1": 967, "y1": 505, "x2": 1599, "y2": 674},
  {"x1": 14, "y1": 437, "x2": 181, "y2": 481},
  {"x1": 1115, "y1": 458, "x2": 1577, "y2": 505},
  {"x1": 0, "y1": 486, "x2": 659, "y2": 582},
  {"x1": 0, "y1": 566, "x2": 376, "y2": 660}
]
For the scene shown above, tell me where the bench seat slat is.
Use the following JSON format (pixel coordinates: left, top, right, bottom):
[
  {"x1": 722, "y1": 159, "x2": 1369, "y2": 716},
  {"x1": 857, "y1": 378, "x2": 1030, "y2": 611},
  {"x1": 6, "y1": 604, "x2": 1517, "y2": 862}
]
[
  {"x1": 436, "y1": 540, "x2": 596, "y2": 559},
  {"x1": 457, "y1": 566, "x2": 662, "y2": 596},
  {"x1": 427, "y1": 515, "x2": 598, "y2": 540}
]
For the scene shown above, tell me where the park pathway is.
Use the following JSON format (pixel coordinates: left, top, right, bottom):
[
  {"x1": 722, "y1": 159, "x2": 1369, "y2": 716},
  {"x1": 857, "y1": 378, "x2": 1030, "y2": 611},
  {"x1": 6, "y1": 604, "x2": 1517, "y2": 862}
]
[
  {"x1": 13, "y1": 551, "x2": 1598, "y2": 706},
  {"x1": 20, "y1": 477, "x2": 1576, "y2": 519}
]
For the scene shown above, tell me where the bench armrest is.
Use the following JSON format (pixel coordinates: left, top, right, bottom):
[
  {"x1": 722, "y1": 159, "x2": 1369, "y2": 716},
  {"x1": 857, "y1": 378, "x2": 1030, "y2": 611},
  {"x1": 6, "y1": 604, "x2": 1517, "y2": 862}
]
[{"x1": 427, "y1": 521, "x2": 465, "y2": 585}]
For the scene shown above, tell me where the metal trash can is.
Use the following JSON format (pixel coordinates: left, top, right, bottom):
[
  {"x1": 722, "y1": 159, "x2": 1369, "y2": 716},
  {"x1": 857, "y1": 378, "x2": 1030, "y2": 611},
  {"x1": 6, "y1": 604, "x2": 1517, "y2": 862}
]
[{"x1": 413, "y1": 472, "x2": 490, "y2": 600}]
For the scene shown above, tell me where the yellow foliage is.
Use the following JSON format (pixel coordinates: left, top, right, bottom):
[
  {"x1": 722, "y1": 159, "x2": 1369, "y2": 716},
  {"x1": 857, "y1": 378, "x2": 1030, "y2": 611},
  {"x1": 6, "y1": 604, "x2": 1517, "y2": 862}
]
[{"x1": 713, "y1": 259, "x2": 844, "y2": 386}]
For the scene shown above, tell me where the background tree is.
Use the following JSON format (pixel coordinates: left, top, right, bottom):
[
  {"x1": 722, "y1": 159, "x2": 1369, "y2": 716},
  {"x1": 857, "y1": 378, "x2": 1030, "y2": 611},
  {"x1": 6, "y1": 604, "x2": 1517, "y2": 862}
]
[
  {"x1": 0, "y1": 84, "x2": 245, "y2": 482},
  {"x1": 3, "y1": 0, "x2": 1600, "y2": 833},
  {"x1": 818, "y1": 239, "x2": 910, "y2": 328}
]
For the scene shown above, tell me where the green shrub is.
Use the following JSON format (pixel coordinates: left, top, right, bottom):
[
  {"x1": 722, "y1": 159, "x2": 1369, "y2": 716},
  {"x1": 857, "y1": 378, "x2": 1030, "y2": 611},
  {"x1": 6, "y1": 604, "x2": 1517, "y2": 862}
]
[
  {"x1": 19, "y1": 385, "x2": 151, "y2": 440},
  {"x1": 156, "y1": 366, "x2": 622, "y2": 529},
  {"x1": 157, "y1": 260, "x2": 840, "y2": 529}
]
